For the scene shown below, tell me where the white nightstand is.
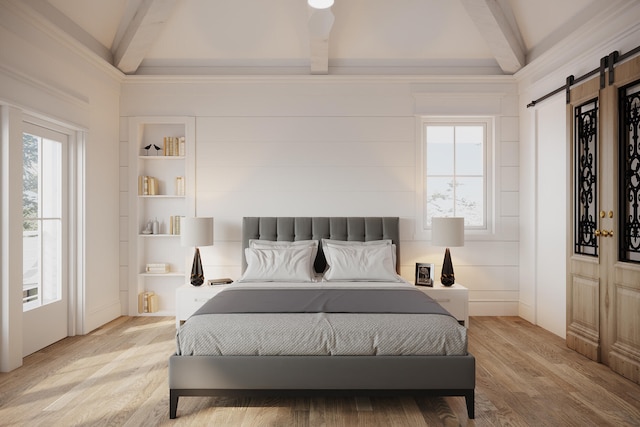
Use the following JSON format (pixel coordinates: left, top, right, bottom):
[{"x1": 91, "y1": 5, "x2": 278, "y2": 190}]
[
  {"x1": 175, "y1": 284, "x2": 228, "y2": 328},
  {"x1": 417, "y1": 283, "x2": 469, "y2": 327}
]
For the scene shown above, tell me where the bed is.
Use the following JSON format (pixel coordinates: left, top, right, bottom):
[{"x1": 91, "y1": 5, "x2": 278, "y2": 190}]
[{"x1": 169, "y1": 217, "x2": 475, "y2": 419}]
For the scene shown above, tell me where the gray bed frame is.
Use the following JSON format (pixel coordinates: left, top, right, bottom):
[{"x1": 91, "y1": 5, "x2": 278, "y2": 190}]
[{"x1": 169, "y1": 217, "x2": 475, "y2": 419}]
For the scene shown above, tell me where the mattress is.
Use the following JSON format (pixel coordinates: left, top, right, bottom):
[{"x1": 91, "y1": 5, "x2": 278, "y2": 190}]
[{"x1": 176, "y1": 282, "x2": 467, "y2": 357}]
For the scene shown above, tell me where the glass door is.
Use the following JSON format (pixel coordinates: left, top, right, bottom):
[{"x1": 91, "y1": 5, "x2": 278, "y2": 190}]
[{"x1": 22, "y1": 122, "x2": 68, "y2": 356}]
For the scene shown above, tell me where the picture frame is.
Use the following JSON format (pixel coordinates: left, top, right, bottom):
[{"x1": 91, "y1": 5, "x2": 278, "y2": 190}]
[{"x1": 415, "y1": 262, "x2": 435, "y2": 287}]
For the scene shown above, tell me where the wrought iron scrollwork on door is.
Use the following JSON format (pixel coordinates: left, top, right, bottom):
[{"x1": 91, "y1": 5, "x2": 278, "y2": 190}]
[
  {"x1": 620, "y1": 81, "x2": 640, "y2": 262},
  {"x1": 574, "y1": 99, "x2": 599, "y2": 256}
]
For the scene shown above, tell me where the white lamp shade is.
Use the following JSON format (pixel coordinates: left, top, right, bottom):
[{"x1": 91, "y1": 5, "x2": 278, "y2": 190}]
[
  {"x1": 181, "y1": 217, "x2": 214, "y2": 247},
  {"x1": 308, "y1": 0, "x2": 334, "y2": 9},
  {"x1": 432, "y1": 217, "x2": 464, "y2": 247}
]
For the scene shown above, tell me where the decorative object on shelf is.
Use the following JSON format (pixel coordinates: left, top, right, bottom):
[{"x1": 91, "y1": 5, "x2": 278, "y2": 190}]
[
  {"x1": 415, "y1": 262, "x2": 435, "y2": 287},
  {"x1": 153, "y1": 144, "x2": 162, "y2": 155},
  {"x1": 143, "y1": 144, "x2": 152, "y2": 155},
  {"x1": 141, "y1": 218, "x2": 162, "y2": 235},
  {"x1": 432, "y1": 217, "x2": 464, "y2": 286},
  {"x1": 181, "y1": 217, "x2": 214, "y2": 286},
  {"x1": 141, "y1": 221, "x2": 153, "y2": 234}
]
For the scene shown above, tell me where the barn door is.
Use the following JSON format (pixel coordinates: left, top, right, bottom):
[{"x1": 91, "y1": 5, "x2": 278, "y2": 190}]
[{"x1": 567, "y1": 55, "x2": 640, "y2": 384}]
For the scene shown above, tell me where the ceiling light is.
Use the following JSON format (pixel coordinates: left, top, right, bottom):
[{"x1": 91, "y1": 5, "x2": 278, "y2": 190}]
[{"x1": 308, "y1": 0, "x2": 334, "y2": 9}]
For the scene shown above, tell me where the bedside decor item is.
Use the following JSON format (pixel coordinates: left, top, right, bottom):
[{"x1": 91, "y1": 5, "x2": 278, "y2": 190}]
[
  {"x1": 415, "y1": 263, "x2": 435, "y2": 286},
  {"x1": 432, "y1": 217, "x2": 464, "y2": 286},
  {"x1": 207, "y1": 278, "x2": 234, "y2": 286},
  {"x1": 181, "y1": 217, "x2": 214, "y2": 286}
]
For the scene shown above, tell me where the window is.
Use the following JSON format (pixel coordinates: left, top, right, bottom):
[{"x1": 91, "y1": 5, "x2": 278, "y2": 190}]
[
  {"x1": 22, "y1": 124, "x2": 66, "y2": 311},
  {"x1": 421, "y1": 118, "x2": 490, "y2": 230},
  {"x1": 573, "y1": 99, "x2": 598, "y2": 257}
]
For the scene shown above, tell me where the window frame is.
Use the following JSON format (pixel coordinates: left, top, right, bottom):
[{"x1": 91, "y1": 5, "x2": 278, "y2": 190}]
[
  {"x1": 22, "y1": 120, "x2": 69, "y2": 312},
  {"x1": 416, "y1": 116, "x2": 494, "y2": 237}
]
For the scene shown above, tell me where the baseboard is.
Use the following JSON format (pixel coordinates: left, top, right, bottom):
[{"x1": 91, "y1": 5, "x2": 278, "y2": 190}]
[
  {"x1": 518, "y1": 301, "x2": 535, "y2": 323},
  {"x1": 469, "y1": 300, "x2": 519, "y2": 316},
  {"x1": 83, "y1": 299, "x2": 122, "y2": 334}
]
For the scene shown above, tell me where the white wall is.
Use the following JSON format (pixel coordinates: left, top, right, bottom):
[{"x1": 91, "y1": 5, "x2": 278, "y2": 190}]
[
  {"x1": 516, "y1": 0, "x2": 640, "y2": 337},
  {"x1": 0, "y1": 2, "x2": 122, "y2": 370},
  {"x1": 120, "y1": 76, "x2": 520, "y2": 317},
  {"x1": 535, "y1": 96, "x2": 567, "y2": 338}
]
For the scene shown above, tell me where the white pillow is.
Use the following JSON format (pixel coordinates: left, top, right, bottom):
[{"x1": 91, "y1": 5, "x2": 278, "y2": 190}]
[
  {"x1": 238, "y1": 246, "x2": 315, "y2": 282},
  {"x1": 321, "y1": 239, "x2": 397, "y2": 267},
  {"x1": 249, "y1": 239, "x2": 319, "y2": 275},
  {"x1": 322, "y1": 242, "x2": 402, "y2": 282}
]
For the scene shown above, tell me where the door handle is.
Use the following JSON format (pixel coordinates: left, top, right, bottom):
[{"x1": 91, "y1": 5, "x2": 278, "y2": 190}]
[
  {"x1": 594, "y1": 229, "x2": 614, "y2": 237},
  {"x1": 595, "y1": 209, "x2": 614, "y2": 238}
]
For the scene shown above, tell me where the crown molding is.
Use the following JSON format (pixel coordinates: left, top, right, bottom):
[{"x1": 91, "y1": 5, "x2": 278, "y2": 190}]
[{"x1": 121, "y1": 72, "x2": 516, "y2": 86}]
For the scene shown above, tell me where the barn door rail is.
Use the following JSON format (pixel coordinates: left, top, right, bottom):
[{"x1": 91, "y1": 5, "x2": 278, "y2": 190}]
[{"x1": 526, "y1": 44, "x2": 640, "y2": 108}]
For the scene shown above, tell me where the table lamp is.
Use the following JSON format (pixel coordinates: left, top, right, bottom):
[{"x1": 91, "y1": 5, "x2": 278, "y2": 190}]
[
  {"x1": 181, "y1": 217, "x2": 214, "y2": 286},
  {"x1": 432, "y1": 217, "x2": 464, "y2": 286}
]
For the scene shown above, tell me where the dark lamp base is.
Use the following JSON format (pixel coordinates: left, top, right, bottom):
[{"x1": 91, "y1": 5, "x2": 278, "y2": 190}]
[
  {"x1": 190, "y1": 248, "x2": 205, "y2": 287},
  {"x1": 440, "y1": 248, "x2": 455, "y2": 287},
  {"x1": 441, "y1": 274, "x2": 455, "y2": 286}
]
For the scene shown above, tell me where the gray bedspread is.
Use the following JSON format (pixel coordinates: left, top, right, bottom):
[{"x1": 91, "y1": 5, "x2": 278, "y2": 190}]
[
  {"x1": 192, "y1": 287, "x2": 453, "y2": 316},
  {"x1": 177, "y1": 284, "x2": 467, "y2": 357}
]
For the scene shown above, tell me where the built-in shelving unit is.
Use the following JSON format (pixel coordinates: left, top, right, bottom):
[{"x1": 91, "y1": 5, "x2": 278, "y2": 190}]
[{"x1": 128, "y1": 117, "x2": 195, "y2": 316}]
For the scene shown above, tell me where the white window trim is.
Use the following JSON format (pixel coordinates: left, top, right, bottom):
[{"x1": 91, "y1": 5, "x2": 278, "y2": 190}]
[
  {"x1": 415, "y1": 116, "x2": 495, "y2": 240},
  {"x1": 22, "y1": 115, "x2": 83, "y2": 336}
]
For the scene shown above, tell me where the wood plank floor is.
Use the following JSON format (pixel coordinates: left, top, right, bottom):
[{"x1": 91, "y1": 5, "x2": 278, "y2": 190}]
[{"x1": 1, "y1": 316, "x2": 639, "y2": 426}]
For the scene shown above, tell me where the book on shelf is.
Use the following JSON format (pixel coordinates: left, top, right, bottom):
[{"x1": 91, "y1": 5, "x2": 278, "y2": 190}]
[
  {"x1": 163, "y1": 136, "x2": 185, "y2": 156},
  {"x1": 169, "y1": 215, "x2": 184, "y2": 235},
  {"x1": 178, "y1": 137, "x2": 185, "y2": 156},
  {"x1": 145, "y1": 263, "x2": 169, "y2": 273},
  {"x1": 138, "y1": 175, "x2": 159, "y2": 195},
  {"x1": 138, "y1": 291, "x2": 159, "y2": 313},
  {"x1": 175, "y1": 176, "x2": 185, "y2": 196}
]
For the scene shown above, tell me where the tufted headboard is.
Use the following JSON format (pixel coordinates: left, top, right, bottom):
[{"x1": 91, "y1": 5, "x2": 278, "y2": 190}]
[{"x1": 241, "y1": 217, "x2": 400, "y2": 274}]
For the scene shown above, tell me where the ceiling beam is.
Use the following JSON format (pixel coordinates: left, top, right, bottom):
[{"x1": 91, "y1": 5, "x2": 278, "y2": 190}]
[
  {"x1": 308, "y1": 7, "x2": 335, "y2": 74},
  {"x1": 112, "y1": 0, "x2": 179, "y2": 74},
  {"x1": 459, "y1": 0, "x2": 525, "y2": 74}
]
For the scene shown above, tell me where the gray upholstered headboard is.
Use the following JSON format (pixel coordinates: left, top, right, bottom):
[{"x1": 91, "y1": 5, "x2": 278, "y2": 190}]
[{"x1": 241, "y1": 217, "x2": 400, "y2": 274}]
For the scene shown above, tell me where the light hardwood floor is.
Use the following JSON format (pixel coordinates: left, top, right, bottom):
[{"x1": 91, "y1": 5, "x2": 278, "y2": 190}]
[{"x1": 1, "y1": 316, "x2": 639, "y2": 426}]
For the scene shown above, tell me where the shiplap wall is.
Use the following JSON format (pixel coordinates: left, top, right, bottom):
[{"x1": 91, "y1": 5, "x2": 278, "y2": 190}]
[{"x1": 120, "y1": 77, "x2": 519, "y2": 316}]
